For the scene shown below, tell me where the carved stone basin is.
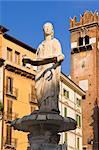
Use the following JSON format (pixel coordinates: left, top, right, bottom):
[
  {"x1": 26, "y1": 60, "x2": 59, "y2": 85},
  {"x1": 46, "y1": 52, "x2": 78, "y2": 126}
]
[{"x1": 11, "y1": 110, "x2": 77, "y2": 133}]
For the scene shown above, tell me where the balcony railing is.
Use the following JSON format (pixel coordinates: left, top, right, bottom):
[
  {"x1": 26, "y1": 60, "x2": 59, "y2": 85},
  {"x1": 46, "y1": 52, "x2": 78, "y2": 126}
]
[
  {"x1": 3, "y1": 137, "x2": 17, "y2": 150},
  {"x1": 6, "y1": 87, "x2": 18, "y2": 99},
  {"x1": 29, "y1": 93, "x2": 37, "y2": 104},
  {"x1": 71, "y1": 43, "x2": 92, "y2": 54},
  {"x1": 4, "y1": 111, "x2": 18, "y2": 122}
]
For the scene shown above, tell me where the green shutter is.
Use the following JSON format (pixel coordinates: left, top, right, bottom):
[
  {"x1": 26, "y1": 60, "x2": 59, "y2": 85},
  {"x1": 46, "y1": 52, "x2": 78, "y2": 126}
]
[
  {"x1": 64, "y1": 107, "x2": 67, "y2": 117},
  {"x1": 64, "y1": 132, "x2": 67, "y2": 144},
  {"x1": 77, "y1": 137, "x2": 80, "y2": 149}
]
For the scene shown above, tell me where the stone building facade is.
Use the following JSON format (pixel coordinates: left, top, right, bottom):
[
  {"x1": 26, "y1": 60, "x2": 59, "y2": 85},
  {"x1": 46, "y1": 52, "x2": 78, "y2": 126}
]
[
  {"x1": 0, "y1": 25, "x2": 38, "y2": 150},
  {"x1": 70, "y1": 11, "x2": 99, "y2": 150}
]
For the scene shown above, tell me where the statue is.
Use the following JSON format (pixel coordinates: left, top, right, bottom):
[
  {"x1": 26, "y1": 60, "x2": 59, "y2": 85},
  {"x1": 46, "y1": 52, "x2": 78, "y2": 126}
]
[
  {"x1": 36, "y1": 22, "x2": 64, "y2": 112},
  {"x1": 11, "y1": 22, "x2": 77, "y2": 150}
]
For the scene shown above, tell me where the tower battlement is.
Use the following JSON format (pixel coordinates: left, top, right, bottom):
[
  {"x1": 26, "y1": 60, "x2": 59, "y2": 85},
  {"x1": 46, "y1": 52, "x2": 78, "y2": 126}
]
[{"x1": 70, "y1": 11, "x2": 99, "y2": 29}]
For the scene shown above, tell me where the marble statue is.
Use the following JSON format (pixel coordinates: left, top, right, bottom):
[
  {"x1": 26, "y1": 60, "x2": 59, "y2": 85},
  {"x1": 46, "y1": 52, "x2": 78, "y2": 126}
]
[
  {"x1": 36, "y1": 22, "x2": 64, "y2": 112},
  {"x1": 11, "y1": 22, "x2": 77, "y2": 150}
]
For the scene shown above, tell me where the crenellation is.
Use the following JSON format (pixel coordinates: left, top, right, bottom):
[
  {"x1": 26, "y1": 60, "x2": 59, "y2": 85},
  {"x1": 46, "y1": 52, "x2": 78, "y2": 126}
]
[
  {"x1": 93, "y1": 11, "x2": 98, "y2": 22},
  {"x1": 73, "y1": 16, "x2": 77, "y2": 27},
  {"x1": 70, "y1": 11, "x2": 99, "y2": 29},
  {"x1": 80, "y1": 15, "x2": 83, "y2": 25},
  {"x1": 70, "y1": 18, "x2": 73, "y2": 28}
]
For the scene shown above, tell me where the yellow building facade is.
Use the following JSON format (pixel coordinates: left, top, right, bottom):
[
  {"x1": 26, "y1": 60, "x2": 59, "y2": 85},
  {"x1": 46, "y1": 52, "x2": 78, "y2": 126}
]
[{"x1": 0, "y1": 25, "x2": 38, "y2": 150}]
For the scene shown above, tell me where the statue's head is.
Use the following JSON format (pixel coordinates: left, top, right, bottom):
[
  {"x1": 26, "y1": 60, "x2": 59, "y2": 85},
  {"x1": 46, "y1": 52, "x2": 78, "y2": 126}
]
[{"x1": 43, "y1": 22, "x2": 54, "y2": 39}]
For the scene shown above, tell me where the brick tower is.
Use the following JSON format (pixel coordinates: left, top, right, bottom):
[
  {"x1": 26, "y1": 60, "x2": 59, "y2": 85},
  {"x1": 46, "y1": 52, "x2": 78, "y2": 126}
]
[{"x1": 70, "y1": 11, "x2": 99, "y2": 150}]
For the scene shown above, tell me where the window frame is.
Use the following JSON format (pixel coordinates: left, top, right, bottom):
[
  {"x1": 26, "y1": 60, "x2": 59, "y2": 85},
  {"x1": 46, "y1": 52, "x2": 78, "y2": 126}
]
[
  {"x1": 6, "y1": 77, "x2": 13, "y2": 94},
  {"x1": 77, "y1": 137, "x2": 80, "y2": 150},
  {"x1": 15, "y1": 51, "x2": 20, "y2": 65},
  {"x1": 76, "y1": 98, "x2": 81, "y2": 107},
  {"x1": 7, "y1": 47, "x2": 12, "y2": 62},
  {"x1": 63, "y1": 88, "x2": 69, "y2": 99},
  {"x1": 76, "y1": 114, "x2": 81, "y2": 128},
  {"x1": 64, "y1": 107, "x2": 67, "y2": 117}
]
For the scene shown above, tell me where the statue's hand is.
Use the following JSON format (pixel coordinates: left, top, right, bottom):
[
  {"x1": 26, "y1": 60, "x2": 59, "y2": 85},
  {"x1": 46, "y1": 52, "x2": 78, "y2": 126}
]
[{"x1": 57, "y1": 54, "x2": 64, "y2": 63}]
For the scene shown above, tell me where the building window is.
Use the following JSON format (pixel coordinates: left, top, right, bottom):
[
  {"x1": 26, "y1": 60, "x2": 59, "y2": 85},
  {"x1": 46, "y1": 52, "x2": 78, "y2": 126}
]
[
  {"x1": 64, "y1": 107, "x2": 67, "y2": 117},
  {"x1": 76, "y1": 98, "x2": 81, "y2": 106},
  {"x1": 85, "y1": 35, "x2": 89, "y2": 45},
  {"x1": 7, "y1": 47, "x2": 12, "y2": 61},
  {"x1": 77, "y1": 137, "x2": 80, "y2": 150},
  {"x1": 6, "y1": 77, "x2": 13, "y2": 94},
  {"x1": 79, "y1": 36, "x2": 89, "y2": 46},
  {"x1": 76, "y1": 114, "x2": 81, "y2": 128},
  {"x1": 6, "y1": 100, "x2": 12, "y2": 144},
  {"x1": 63, "y1": 89, "x2": 69, "y2": 99},
  {"x1": 64, "y1": 132, "x2": 67, "y2": 144},
  {"x1": 29, "y1": 84, "x2": 37, "y2": 104},
  {"x1": 7, "y1": 100, "x2": 12, "y2": 113},
  {"x1": 79, "y1": 37, "x2": 83, "y2": 46},
  {"x1": 6, "y1": 125, "x2": 12, "y2": 145},
  {"x1": 15, "y1": 51, "x2": 20, "y2": 64}
]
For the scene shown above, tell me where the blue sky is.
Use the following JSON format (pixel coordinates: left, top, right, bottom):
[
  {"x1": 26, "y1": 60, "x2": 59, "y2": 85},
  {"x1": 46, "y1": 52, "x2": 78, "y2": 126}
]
[{"x1": 0, "y1": 0, "x2": 99, "y2": 75}]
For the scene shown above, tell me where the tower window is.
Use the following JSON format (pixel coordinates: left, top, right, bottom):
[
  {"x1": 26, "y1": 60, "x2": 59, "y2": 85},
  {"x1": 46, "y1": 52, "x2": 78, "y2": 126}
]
[
  {"x1": 79, "y1": 37, "x2": 83, "y2": 46},
  {"x1": 79, "y1": 35, "x2": 89, "y2": 46},
  {"x1": 85, "y1": 35, "x2": 89, "y2": 45}
]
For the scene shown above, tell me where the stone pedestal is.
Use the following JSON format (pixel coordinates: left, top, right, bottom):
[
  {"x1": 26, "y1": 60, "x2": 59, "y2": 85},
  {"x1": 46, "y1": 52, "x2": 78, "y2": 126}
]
[{"x1": 11, "y1": 111, "x2": 76, "y2": 150}]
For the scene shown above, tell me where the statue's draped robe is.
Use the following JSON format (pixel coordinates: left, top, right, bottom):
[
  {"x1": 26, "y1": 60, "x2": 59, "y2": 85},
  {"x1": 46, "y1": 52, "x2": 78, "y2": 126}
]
[{"x1": 36, "y1": 38, "x2": 63, "y2": 111}]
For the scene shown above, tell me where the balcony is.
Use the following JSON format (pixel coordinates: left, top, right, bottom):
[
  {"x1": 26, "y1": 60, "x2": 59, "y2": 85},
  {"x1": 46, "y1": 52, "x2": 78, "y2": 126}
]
[
  {"x1": 29, "y1": 93, "x2": 37, "y2": 104},
  {"x1": 71, "y1": 43, "x2": 92, "y2": 54},
  {"x1": 4, "y1": 111, "x2": 18, "y2": 122},
  {"x1": 6, "y1": 87, "x2": 18, "y2": 99},
  {"x1": 3, "y1": 138, "x2": 17, "y2": 150}
]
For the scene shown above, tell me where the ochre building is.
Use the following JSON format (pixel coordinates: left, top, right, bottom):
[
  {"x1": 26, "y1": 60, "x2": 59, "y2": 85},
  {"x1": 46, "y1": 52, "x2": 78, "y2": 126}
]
[
  {"x1": 70, "y1": 11, "x2": 99, "y2": 150},
  {"x1": 0, "y1": 26, "x2": 38, "y2": 150}
]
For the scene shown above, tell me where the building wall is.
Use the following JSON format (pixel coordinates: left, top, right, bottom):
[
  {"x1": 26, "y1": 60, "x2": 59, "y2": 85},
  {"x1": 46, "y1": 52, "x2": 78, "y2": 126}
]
[
  {"x1": 59, "y1": 74, "x2": 84, "y2": 150},
  {"x1": 0, "y1": 30, "x2": 38, "y2": 150},
  {"x1": 2, "y1": 36, "x2": 35, "y2": 65},
  {"x1": 3, "y1": 69, "x2": 36, "y2": 150},
  {"x1": 70, "y1": 11, "x2": 99, "y2": 150}
]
